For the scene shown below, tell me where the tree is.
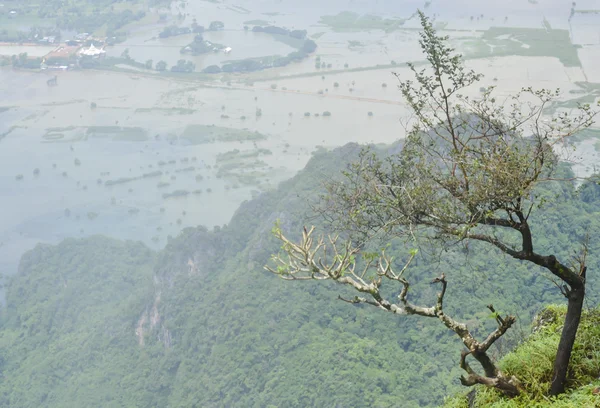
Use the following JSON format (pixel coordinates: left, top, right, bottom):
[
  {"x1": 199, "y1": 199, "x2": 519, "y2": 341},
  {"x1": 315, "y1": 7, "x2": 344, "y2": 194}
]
[
  {"x1": 302, "y1": 39, "x2": 317, "y2": 53},
  {"x1": 145, "y1": 59, "x2": 153, "y2": 70},
  {"x1": 191, "y1": 18, "x2": 204, "y2": 33},
  {"x1": 290, "y1": 29, "x2": 307, "y2": 39},
  {"x1": 202, "y1": 64, "x2": 221, "y2": 74},
  {"x1": 266, "y1": 11, "x2": 597, "y2": 398},
  {"x1": 209, "y1": 21, "x2": 224, "y2": 31},
  {"x1": 156, "y1": 60, "x2": 167, "y2": 71}
]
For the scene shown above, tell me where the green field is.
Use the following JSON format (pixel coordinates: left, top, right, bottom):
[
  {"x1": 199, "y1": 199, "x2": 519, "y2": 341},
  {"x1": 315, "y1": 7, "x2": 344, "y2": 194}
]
[
  {"x1": 42, "y1": 126, "x2": 148, "y2": 142},
  {"x1": 461, "y1": 27, "x2": 581, "y2": 67},
  {"x1": 320, "y1": 11, "x2": 407, "y2": 32},
  {"x1": 181, "y1": 125, "x2": 267, "y2": 145}
]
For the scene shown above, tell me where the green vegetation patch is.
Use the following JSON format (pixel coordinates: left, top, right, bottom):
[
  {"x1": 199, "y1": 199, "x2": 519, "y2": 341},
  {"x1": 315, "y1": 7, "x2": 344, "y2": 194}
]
[
  {"x1": 86, "y1": 126, "x2": 148, "y2": 141},
  {"x1": 319, "y1": 11, "x2": 406, "y2": 32},
  {"x1": 104, "y1": 170, "x2": 162, "y2": 187},
  {"x1": 135, "y1": 107, "x2": 196, "y2": 115},
  {"x1": 270, "y1": 33, "x2": 306, "y2": 49},
  {"x1": 216, "y1": 148, "x2": 272, "y2": 163},
  {"x1": 567, "y1": 127, "x2": 600, "y2": 144},
  {"x1": 41, "y1": 99, "x2": 86, "y2": 107},
  {"x1": 181, "y1": 125, "x2": 267, "y2": 145},
  {"x1": 43, "y1": 126, "x2": 148, "y2": 143},
  {"x1": 43, "y1": 133, "x2": 65, "y2": 141},
  {"x1": 545, "y1": 82, "x2": 600, "y2": 114},
  {"x1": 0, "y1": 236, "x2": 155, "y2": 407},
  {"x1": 244, "y1": 19, "x2": 270, "y2": 25},
  {"x1": 104, "y1": 176, "x2": 139, "y2": 186},
  {"x1": 348, "y1": 40, "x2": 365, "y2": 48},
  {"x1": 42, "y1": 126, "x2": 85, "y2": 143},
  {"x1": 3, "y1": 144, "x2": 600, "y2": 407},
  {"x1": 1, "y1": 125, "x2": 20, "y2": 141},
  {"x1": 162, "y1": 189, "x2": 190, "y2": 199},
  {"x1": 226, "y1": 5, "x2": 250, "y2": 14},
  {"x1": 215, "y1": 148, "x2": 273, "y2": 186},
  {"x1": 461, "y1": 27, "x2": 581, "y2": 67},
  {"x1": 443, "y1": 306, "x2": 600, "y2": 407}
]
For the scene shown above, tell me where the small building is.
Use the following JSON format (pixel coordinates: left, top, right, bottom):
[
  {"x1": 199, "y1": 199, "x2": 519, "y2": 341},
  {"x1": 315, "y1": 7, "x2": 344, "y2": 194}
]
[
  {"x1": 223, "y1": 47, "x2": 232, "y2": 54},
  {"x1": 74, "y1": 33, "x2": 90, "y2": 41},
  {"x1": 45, "y1": 45, "x2": 81, "y2": 61},
  {"x1": 43, "y1": 45, "x2": 81, "y2": 69},
  {"x1": 79, "y1": 44, "x2": 106, "y2": 58}
]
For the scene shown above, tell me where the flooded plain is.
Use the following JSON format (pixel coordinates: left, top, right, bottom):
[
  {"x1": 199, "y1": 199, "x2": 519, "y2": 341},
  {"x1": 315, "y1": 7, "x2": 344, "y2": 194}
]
[
  {"x1": 107, "y1": 30, "x2": 298, "y2": 70},
  {"x1": 1, "y1": 0, "x2": 600, "y2": 282}
]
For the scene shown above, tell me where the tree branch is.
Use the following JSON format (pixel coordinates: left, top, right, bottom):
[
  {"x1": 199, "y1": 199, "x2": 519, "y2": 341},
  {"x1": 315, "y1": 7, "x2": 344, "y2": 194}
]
[
  {"x1": 459, "y1": 351, "x2": 521, "y2": 397},
  {"x1": 267, "y1": 224, "x2": 521, "y2": 397}
]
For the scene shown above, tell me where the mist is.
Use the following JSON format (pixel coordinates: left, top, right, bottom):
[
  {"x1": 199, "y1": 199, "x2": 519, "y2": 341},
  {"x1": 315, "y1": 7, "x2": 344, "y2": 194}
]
[{"x1": 1, "y1": 0, "x2": 600, "y2": 406}]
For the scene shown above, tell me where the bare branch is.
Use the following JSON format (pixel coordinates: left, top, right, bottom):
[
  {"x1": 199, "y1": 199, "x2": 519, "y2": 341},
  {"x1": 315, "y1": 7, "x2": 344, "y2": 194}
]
[
  {"x1": 266, "y1": 224, "x2": 520, "y2": 396},
  {"x1": 459, "y1": 351, "x2": 521, "y2": 397}
]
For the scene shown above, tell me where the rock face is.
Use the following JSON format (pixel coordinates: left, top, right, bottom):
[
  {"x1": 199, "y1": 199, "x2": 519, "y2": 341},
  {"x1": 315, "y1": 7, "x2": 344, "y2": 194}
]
[{"x1": 136, "y1": 291, "x2": 166, "y2": 347}]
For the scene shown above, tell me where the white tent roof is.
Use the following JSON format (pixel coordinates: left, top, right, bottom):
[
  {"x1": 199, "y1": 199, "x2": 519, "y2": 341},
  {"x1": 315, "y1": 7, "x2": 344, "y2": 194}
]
[{"x1": 81, "y1": 44, "x2": 106, "y2": 56}]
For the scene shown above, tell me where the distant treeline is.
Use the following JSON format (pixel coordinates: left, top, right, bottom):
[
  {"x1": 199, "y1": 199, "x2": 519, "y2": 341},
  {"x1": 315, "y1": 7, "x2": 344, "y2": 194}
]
[
  {"x1": 202, "y1": 25, "x2": 317, "y2": 74},
  {"x1": 0, "y1": 26, "x2": 61, "y2": 44},
  {"x1": 56, "y1": 9, "x2": 146, "y2": 41},
  {"x1": 251, "y1": 26, "x2": 307, "y2": 39},
  {"x1": 159, "y1": 26, "x2": 191, "y2": 39}
]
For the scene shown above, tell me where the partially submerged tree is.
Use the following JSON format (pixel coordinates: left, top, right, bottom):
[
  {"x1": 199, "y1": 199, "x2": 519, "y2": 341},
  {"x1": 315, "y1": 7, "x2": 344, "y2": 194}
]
[{"x1": 265, "y1": 11, "x2": 597, "y2": 398}]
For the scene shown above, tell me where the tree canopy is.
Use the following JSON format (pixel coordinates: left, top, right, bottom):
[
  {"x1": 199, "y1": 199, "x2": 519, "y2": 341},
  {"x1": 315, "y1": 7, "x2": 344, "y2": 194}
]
[{"x1": 266, "y1": 11, "x2": 598, "y2": 398}]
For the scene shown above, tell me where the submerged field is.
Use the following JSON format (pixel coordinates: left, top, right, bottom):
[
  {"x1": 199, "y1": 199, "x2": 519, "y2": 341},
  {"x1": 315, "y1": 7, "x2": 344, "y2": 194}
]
[{"x1": 1, "y1": 0, "x2": 600, "y2": 283}]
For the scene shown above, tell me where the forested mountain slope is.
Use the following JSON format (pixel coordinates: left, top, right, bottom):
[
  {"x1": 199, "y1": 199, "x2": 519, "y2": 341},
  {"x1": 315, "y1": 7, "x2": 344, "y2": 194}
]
[{"x1": 1, "y1": 144, "x2": 599, "y2": 407}]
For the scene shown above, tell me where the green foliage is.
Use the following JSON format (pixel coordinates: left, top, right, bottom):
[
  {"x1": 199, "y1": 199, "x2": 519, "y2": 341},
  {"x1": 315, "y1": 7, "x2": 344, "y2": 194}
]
[
  {"x1": 1, "y1": 143, "x2": 600, "y2": 407},
  {"x1": 209, "y1": 20, "x2": 224, "y2": 31},
  {"x1": 170, "y1": 59, "x2": 195, "y2": 73},
  {"x1": 159, "y1": 25, "x2": 191, "y2": 39},
  {"x1": 0, "y1": 237, "x2": 155, "y2": 407},
  {"x1": 56, "y1": 8, "x2": 146, "y2": 38},
  {"x1": 463, "y1": 27, "x2": 581, "y2": 67},
  {"x1": 181, "y1": 34, "x2": 224, "y2": 56},
  {"x1": 180, "y1": 124, "x2": 266, "y2": 144},
  {"x1": 155, "y1": 60, "x2": 167, "y2": 71},
  {"x1": 320, "y1": 11, "x2": 406, "y2": 33},
  {"x1": 87, "y1": 125, "x2": 147, "y2": 141},
  {"x1": 443, "y1": 306, "x2": 600, "y2": 407},
  {"x1": 202, "y1": 26, "x2": 315, "y2": 74}
]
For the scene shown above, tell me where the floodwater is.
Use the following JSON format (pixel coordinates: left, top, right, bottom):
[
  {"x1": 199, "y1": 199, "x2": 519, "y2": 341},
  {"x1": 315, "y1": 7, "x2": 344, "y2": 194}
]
[
  {"x1": 1, "y1": 0, "x2": 600, "y2": 284},
  {"x1": 0, "y1": 45, "x2": 56, "y2": 57},
  {"x1": 107, "y1": 30, "x2": 297, "y2": 70},
  {"x1": 0, "y1": 66, "x2": 407, "y2": 278}
]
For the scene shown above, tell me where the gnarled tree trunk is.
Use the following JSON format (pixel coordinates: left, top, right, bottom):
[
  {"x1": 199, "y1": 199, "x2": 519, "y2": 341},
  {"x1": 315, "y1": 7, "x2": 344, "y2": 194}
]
[{"x1": 550, "y1": 279, "x2": 585, "y2": 395}]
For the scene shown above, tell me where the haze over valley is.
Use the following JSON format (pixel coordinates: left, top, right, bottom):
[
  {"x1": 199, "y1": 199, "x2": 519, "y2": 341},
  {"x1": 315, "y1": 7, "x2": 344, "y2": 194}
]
[
  {"x1": 1, "y1": 1, "x2": 600, "y2": 406},
  {"x1": 2, "y1": 0, "x2": 600, "y2": 280}
]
